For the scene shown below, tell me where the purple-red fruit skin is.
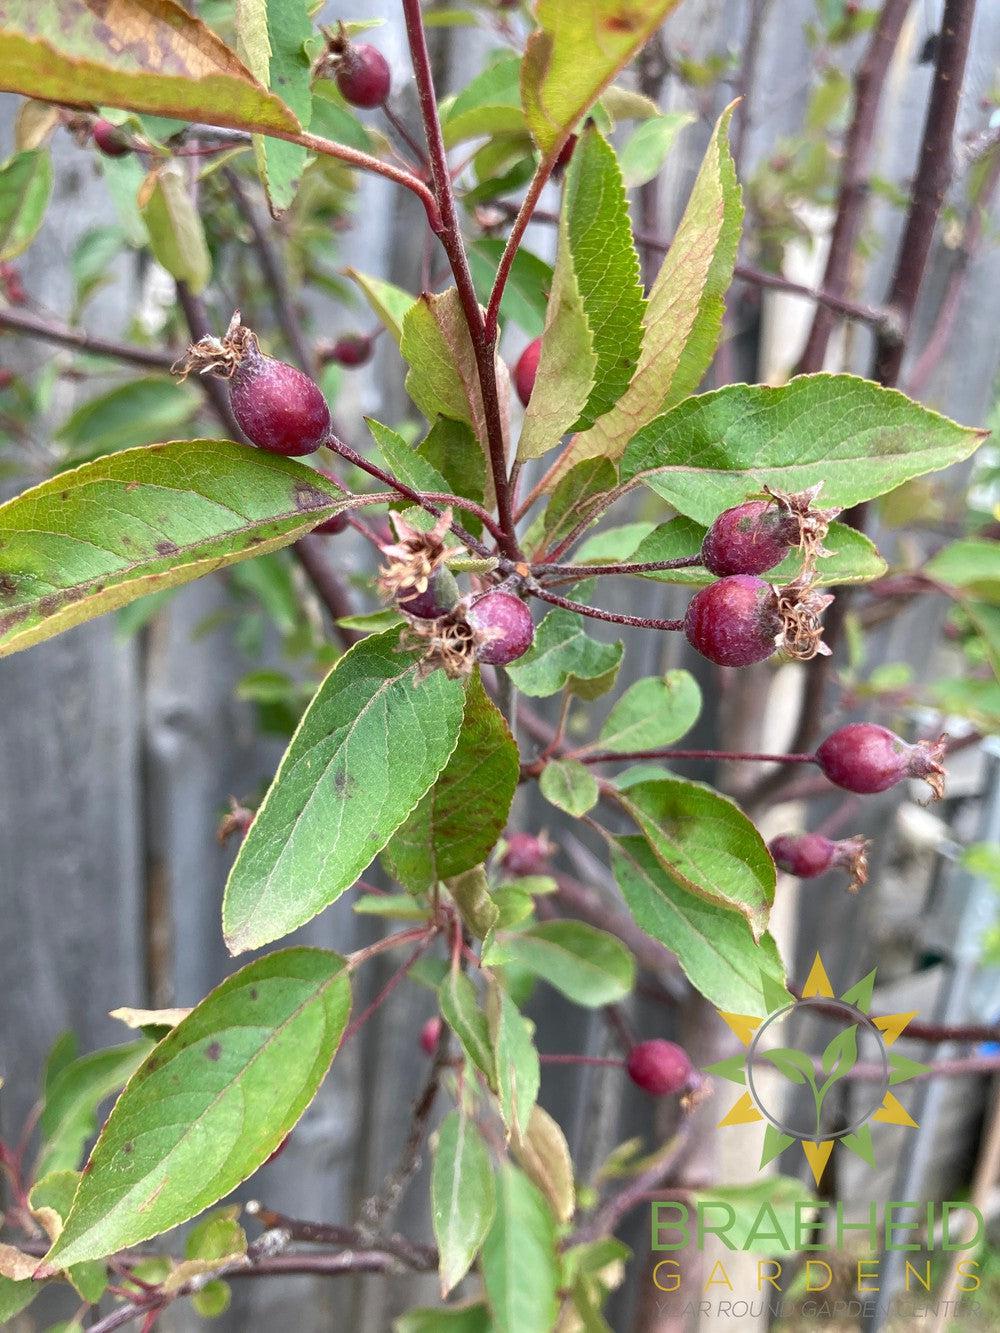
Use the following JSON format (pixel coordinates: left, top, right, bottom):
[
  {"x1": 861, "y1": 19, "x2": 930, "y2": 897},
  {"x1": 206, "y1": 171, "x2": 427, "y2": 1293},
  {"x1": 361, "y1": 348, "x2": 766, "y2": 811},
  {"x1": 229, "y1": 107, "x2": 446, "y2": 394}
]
[
  {"x1": 93, "y1": 119, "x2": 131, "y2": 157},
  {"x1": 326, "y1": 334, "x2": 371, "y2": 368},
  {"x1": 398, "y1": 567, "x2": 459, "y2": 620},
  {"x1": 815, "y1": 723, "x2": 911, "y2": 794},
  {"x1": 502, "y1": 832, "x2": 551, "y2": 878},
  {"x1": 229, "y1": 352, "x2": 330, "y2": 456},
  {"x1": 514, "y1": 338, "x2": 542, "y2": 408},
  {"x1": 468, "y1": 591, "x2": 534, "y2": 666},
  {"x1": 627, "y1": 1040, "x2": 692, "y2": 1096},
  {"x1": 770, "y1": 833, "x2": 835, "y2": 879},
  {"x1": 702, "y1": 501, "x2": 791, "y2": 577},
  {"x1": 314, "y1": 512, "x2": 348, "y2": 535},
  {"x1": 684, "y1": 575, "x2": 781, "y2": 667},
  {"x1": 336, "y1": 44, "x2": 391, "y2": 108},
  {"x1": 420, "y1": 1016, "x2": 442, "y2": 1055}
]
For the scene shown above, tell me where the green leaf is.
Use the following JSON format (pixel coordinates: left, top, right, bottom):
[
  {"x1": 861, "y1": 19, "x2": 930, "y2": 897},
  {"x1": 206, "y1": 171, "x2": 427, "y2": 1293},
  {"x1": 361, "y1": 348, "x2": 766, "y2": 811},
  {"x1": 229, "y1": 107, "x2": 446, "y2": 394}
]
[
  {"x1": 506, "y1": 610, "x2": 622, "y2": 699},
  {"x1": 44, "y1": 948, "x2": 350, "y2": 1268},
  {"x1": 418, "y1": 417, "x2": 486, "y2": 537},
  {"x1": 0, "y1": 1, "x2": 300, "y2": 136},
  {"x1": 0, "y1": 148, "x2": 52, "y2": 260},
  {"x1": 615, "y1": 777, "x2": 776, "y2": 941},
  {"x1": 619, "y1": 112, "x2": 693, "y2": 187},
  {"x1": 541, "y1": 457, "x2": 618, "y2": 552},
  {"x1": 468, "y1": 238, "x2": 553, "y2": 339},
  {"x1": 521, "y1": 0, "x2": 683, "y2": 155},
  {"x1": 620, "y1": 375, "x2": 987, "y2": 523},
  {"x1": 539, "y1": 758, "x2": 600, "y2": 817},
  {"x1": 0, "y1": 440, "x2": 353, "y2": 659},
  {"x1": 401, "y1": 289, "x2": 510, "y2": 502},
  {"x1": 309, "y1": 85, "x2": 377, "y2": 153},
  {"x1": 594, "y1": 671, "x2": 701, "y2": 753},
  {"x1": 611, "y1": 835, "x2": 786, "y2": 1015},
  {"x1": 926, "y1": 539, "x2": 1000, "y2": 602},
  {"x1": 432, "y1": 1109, "x2": 496, "y2": 1295},
  {"x1": 628, "y1": 516, "x2": 887, "y2": 587},
  {"x1": 565, "y1": 105, "x2": 741, "y2": 473},
  {"x1": 383, "y1": 671, "x2": 518, "y2": 892},
  {"x1": 345, "y1": 269, "x2": 416, "y2": 344},
  {"x1": 192, "y1": 1280, "x2": 231, "y2": 1317},
  {"x1": 57, "y1": 378, "x2": 201, "y2": 462},
  {"x1": 138, "y1": 160, "x2": 211, "y2": 293},
  {"x1": 447, "y1": 866, "x2": 500, "y2": 940},
  {"x1": 395, "y1": 1305, "x2": 491, "y2": 1333},
  {"x1": 442, "y1": 54, "x2": 526, "y2": 146},
  {"x1": 353, "y1": 893, "x2": 432, "y2": 922},
  {"x1": 482, "y1": 1165, "x2": 559, "y2": 1333},
  {"x1": 439, "y1": 972, "x2": 495, "y2": 1082},
  {"x1": 510, "y1": 1104, "x2": 575, "y2": 1224},
  {"x1": 690, "y1": 1177, "x2": 815, "y2": 1257},
  {"x1": 223, "y1": 629, "x2": 465, "y2": 953},
  {"x1": 38, "y1": 1042, "x2": 150, "y2": 1178},
  {"x1": 485, "y1": 921, "x2": 634, "y2": 1007},
  {"x1": 518, "y1": 128, "x2": 643, "y2": 459},
  {"x1": 367, "y1": 418, "x2": 453, "y2": 499},
  {"x1": 28, "y1": 1171, "x2": 107, "y2": 1303},
  {"x1": 235, "y1": 0, "x2": 313, "y2": 213},
  {"x1": 487, "y1": 983, "x2": 539, "y2": 1136}
]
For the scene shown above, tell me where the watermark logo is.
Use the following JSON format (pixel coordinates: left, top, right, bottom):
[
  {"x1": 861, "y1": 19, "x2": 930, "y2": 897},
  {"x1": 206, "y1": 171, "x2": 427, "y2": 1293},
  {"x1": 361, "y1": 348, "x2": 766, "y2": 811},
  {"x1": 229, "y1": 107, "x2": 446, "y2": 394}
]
[{"x1": 707, "y1": 954, "x2": 928, "y2": 1185}]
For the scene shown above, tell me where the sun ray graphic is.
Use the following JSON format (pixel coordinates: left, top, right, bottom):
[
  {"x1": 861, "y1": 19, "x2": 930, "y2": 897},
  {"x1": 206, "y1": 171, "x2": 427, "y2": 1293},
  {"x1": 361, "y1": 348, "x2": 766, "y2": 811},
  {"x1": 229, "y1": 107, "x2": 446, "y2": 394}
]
[{"x1": 705, "y1": 954, "x2": 928, "y2": 1186}]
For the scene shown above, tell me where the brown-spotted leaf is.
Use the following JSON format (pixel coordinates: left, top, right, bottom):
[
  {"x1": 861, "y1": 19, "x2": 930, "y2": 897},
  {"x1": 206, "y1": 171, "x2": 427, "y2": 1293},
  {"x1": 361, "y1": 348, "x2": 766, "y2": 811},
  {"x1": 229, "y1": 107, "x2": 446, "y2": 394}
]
[{"x1": 0, "y1": 1, "x2": 299, "y2": 135}]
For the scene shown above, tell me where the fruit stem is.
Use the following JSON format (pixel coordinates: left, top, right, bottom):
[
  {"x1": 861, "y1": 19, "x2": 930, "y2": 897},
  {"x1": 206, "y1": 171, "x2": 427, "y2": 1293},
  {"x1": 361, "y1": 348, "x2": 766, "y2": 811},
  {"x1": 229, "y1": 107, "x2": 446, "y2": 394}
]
[
  {"x1": 484, "y1": 150, "x2": 562, "y2": 343},
  {"x1": 539, "y1": 1054, "x2": 626, "y2": 1068},
  {"x1": 529, "y1": 585, "x2": 685, "y2": 632},
  {"x1": 569, "y1": 747, "x2": 818, "y2": 767},
  {"x1": 535, "y1": 555, "x2": 704, "y2": 581}
]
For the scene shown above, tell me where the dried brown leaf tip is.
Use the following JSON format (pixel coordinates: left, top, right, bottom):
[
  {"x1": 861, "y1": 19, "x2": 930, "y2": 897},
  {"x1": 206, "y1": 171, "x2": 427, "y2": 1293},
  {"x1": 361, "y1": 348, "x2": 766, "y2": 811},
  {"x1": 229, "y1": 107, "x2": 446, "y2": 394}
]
[
  {"x1": 376, "y1": 509, "x2": 461, "y2": 602},
  {"x1": 776, "y1": 574, "x2": 835, "y2": 660},
  {"x1": 172, "y1": 310, "x2": 256, "y2": 381}
]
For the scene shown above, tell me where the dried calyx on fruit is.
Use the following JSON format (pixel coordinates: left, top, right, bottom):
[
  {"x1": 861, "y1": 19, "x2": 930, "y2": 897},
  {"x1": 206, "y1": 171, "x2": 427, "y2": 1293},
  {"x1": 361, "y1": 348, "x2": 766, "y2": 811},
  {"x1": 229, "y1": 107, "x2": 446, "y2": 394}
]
[
  {"x1": 816, "y1": 723, "x2": 947, "y2": 800},
  {"x1": 317, "y1": 24, "x2": 391, "y2": 108},
  {"x1": 769, "y1": 832, "x2": 870, "y2": 893},
  {"x1": 684, "y1": 573, "x2": 833, "y2": 667},
  {"x1": 399, "y1": 588, "x2": 535, "y2": 679},
  {"x1": 173, "y1": 312, "x2": 330, "y2": 456},
  {"x1": 701, "y1": 484, "x2": 841, "y2": 578},
  {"x1": 377, "y1": 510, "x2": 461, "y2": 604}
]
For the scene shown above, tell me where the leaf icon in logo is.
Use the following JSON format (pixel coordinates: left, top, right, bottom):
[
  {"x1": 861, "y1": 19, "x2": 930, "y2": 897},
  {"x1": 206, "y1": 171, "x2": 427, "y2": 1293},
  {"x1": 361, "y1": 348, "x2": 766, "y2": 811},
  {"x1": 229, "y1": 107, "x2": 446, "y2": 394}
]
[
  {"x1": 760, "y1": 1047, "x2": 816, "y2": 1088},
  {"x1": 820, "y1": 1025, "x2": 858, "y2": 1084}
]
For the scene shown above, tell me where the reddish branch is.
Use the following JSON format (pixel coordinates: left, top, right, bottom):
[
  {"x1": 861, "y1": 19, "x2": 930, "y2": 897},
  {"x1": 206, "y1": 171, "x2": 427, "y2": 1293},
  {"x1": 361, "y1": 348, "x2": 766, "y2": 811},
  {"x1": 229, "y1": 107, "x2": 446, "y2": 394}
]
[
  {"x1": 0, "y1": 307, "x2": 178, "y2": 371},
  {"x1": 529, "y1": 585, "x2": 685, "y2": 631},
  {"x1": 872, "y1": 0, "x2": 979, "y2": 386},
  {"x1": 400, "y1": 0, "x2": 519, "y2": 558},
  {"x1": 795, "y1": 0, "x2": 912, "y2": 374}
]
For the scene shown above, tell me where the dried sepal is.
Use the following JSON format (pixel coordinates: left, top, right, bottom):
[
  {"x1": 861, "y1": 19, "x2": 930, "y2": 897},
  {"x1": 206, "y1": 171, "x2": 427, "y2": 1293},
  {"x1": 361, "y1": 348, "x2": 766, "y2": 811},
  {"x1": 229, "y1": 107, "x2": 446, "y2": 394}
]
[
  {"x1": 172, "y1": 310, "x2": 256, "y2": 381},
  {"x1": 762, "y1": 483, "x2": 841, "y2": 566},
  {"x1": 908, "y1": 734, "x2": 948, "y2": 802},
  {"x1": 776, "y1": 575, "x2": 835, "y2": 661},
  {"x1": 376, "y1": 509, "x2": 461, "y2": 602},
  {"x1": 400, "y1": 608, "x2": 477, "y2": 681},
  {"x1": 830, "y1": 836, "x2": 871, "y2": 893}
]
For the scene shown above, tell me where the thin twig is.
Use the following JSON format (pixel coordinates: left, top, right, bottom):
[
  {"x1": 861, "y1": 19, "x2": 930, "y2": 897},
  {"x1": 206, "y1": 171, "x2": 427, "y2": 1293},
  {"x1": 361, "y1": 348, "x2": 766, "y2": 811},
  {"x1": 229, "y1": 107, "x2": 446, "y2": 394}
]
[
  {"x1": 872, "y1": 0, "x2": 979, "y2": 386},
  {"x1": 529, "y1": 585, "x2": 684, "y2": 631},
  {"x1": 0, "y1": 307, "x2": 178, "y2": 370},
  {"x1": 795, "y1": 0, "x2": 911, "y2": 374}
]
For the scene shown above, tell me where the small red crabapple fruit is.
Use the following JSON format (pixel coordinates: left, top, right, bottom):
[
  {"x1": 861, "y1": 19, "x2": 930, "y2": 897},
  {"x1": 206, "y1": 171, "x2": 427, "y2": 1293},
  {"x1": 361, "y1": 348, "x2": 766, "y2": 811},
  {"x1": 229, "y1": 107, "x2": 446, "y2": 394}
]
[
  {"x1": 398, "y1": 566, "x2": 460, "y2": 620},
  {"x1": 815, "y1": 723, "x2": 946, "y2": 800},
  {"x1": 173, "y1": 313, "x2": 330, "y2": 456},
  {"x1": 264, "y1": 1133, "x2": 291, "y2": 1165},
  {"x1": 513, "y1": 337, "x2": 542, "y2": 408},
  {"x1": 467, "y1": 591, "x2": 534, "y2": 666},
  {"x1": 335, "y1": 43, "x2": 392, "y2": 108},
  {"x1": 627, "y1": 1040, "x2": 693, "y2": 1097},
  {"x1": 702, "y1": 500, "x2": 795, "y2": 577},
  {"x1": 420, "y1": 1016, "x2": 443, "y2": 1055},
  {"x1": 684, "y1": 575, "x2": 783, "y2": 667},
  {"x1": 92, "y1": 118, "x2": 132, "y2": 157},
  {"x1": 769, "y1": 832, "x2": 870, "y2": 893},
  {"x1": 502, "y1": 831, "x2": 554, "y2": 878},
  {"x1": 701, "y1": 486, "x2": 841, "y2": 578},
  {"x1": 321, "y1": 334, "x2": 372, "y2": 368},
  {"x1": 311, "y1": 470, "x2": 349, "y2": 534},
  {"x1": 0, "y1": 263, "x2": 26, "y2": 305}
]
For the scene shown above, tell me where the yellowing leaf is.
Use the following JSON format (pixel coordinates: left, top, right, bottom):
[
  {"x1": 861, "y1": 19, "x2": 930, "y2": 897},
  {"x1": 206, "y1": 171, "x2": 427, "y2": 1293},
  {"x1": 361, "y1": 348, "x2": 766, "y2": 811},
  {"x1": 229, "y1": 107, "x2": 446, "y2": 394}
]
[
  {"x1": 522, "y1": 0, "x2": 683, "y2": 154},
  {"x1": 138, "y1": 160, "x2": 211, "y2": 293},
  {"x1": 0, "y1": 0, "x2": 299, "y2": 135}
]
